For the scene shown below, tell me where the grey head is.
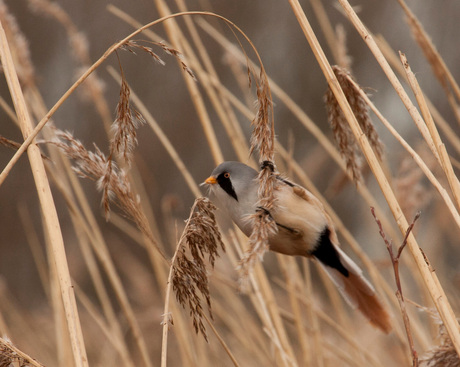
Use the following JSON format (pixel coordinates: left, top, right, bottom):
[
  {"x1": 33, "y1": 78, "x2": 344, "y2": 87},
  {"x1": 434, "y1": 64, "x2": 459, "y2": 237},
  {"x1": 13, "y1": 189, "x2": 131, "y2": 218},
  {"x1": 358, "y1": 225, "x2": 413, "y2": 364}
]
[{"x1": 204, "y1": 161, "x2": 259, "y2": 235}]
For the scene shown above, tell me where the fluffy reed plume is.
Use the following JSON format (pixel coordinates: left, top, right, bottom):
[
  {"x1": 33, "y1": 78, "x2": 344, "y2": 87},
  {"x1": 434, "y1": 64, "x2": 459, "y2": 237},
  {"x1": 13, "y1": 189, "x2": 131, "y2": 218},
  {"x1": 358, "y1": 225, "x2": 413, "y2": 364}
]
[
  {"x1": 239, "y1": 68, "x2": 278, "y2": 284},
  {"x1": 121, "y1": 39, "x2": 196, "y2": 81},
  {"x1": 0, "y1": 336, "x2": 44, "y2": 367},
  {"x1": 51, "y1": 130, "x2": 162, "y2": 255},
  {"x1": 170, "y1": 197, "x2": 225, "y2": 340},
  {"x1": 420, "y1": 319, "x2": 460, "y2": 367},
  {"x1": 249, "y1": 68, "x2": 275, "y2": 164},
  {"x1": 325, "y1": 65, "x2": 384, "y2": 184},
  {"x1": 156, "y1": 40, "x2": 197, "y2": 81},
  {"x1": 111, "y1": 59, "x2": 146, "y2": 165},
  {"x1": 0, "y1": 0, "x2": 35, "y2": 86},
  {"x1": 120, "y1": 40, "x2": 166, "y2": 66}
]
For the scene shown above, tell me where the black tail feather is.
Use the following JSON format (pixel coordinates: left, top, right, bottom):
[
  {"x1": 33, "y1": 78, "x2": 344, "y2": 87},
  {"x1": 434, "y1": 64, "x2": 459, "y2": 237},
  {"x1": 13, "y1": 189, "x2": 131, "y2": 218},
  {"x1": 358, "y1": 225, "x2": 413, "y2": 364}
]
[{"x1": 311, "y1": 227, "x2": 349, "y2": 277}]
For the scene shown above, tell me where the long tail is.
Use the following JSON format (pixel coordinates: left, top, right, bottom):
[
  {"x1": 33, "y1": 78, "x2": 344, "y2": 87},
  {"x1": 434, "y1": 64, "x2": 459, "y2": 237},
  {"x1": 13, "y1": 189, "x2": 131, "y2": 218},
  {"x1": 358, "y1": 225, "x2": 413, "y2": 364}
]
[
  {"x1": 312, "y1": 230, "x2": 392, "y2": 333},
  {"x1": 321, "y1": 247, "x2": 392, "y2": 333}
]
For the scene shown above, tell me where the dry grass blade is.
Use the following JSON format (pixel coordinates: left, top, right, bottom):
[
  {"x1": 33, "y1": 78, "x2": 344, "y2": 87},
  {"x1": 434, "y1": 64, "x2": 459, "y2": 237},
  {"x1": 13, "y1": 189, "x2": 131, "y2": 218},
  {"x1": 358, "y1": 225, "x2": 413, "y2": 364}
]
[
  {"x1": 0, "y1": 18, "x2": 88, "y2": 367},
  {"x1": 400, "y1": 52, "x2": 460, "y2": 212},
  {"x1": 162, "y1": 197, "x2": 225, "y2": 366},
  {"x1": 325, "y1": 65, "x2": 384, "y2": 184}
]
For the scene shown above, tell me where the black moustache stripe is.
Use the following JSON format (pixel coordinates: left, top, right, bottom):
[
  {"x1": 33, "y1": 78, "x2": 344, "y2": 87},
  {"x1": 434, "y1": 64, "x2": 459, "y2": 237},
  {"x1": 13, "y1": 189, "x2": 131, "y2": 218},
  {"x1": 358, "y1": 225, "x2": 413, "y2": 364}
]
[{"x1": 217, "y1": 173, "x2": 238, "y2": 201}]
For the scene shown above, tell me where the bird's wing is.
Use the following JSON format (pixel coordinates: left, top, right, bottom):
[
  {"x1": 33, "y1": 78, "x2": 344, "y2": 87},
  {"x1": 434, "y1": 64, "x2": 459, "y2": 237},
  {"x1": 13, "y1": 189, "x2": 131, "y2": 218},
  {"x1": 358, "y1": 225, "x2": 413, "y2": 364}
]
[{"x1": 267, "y1": 177, "x2": 330, "y2": 254}]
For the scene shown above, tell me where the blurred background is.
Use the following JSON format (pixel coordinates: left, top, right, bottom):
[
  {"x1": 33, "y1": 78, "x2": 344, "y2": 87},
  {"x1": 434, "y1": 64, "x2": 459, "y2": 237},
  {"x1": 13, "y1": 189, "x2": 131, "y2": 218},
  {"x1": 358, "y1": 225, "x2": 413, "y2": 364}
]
[{"x1": 1, "y1": 0, "x2": 460, "y2": 365}]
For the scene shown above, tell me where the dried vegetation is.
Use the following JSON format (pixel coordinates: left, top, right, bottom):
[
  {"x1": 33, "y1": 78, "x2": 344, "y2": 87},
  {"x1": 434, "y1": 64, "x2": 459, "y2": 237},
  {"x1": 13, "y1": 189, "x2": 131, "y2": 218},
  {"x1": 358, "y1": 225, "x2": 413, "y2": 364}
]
[{"x1": 0, "y1": 0, "x2": 459, "y2": 366}]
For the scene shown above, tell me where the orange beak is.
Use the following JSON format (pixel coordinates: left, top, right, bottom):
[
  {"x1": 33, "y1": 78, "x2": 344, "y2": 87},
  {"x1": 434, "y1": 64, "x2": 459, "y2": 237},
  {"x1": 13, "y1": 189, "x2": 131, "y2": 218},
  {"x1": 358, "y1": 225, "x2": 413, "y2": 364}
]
[{"x1": 204, "y1": 176, "x2": 217, "y2": 185}]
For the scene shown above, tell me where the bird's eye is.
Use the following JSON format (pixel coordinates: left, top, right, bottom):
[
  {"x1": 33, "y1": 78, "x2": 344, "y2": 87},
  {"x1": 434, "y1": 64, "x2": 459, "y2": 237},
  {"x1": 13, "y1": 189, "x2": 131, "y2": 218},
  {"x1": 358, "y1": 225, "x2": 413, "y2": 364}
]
[{"x1": 224, "y1": 172, "x2": 230, "y2": 179}]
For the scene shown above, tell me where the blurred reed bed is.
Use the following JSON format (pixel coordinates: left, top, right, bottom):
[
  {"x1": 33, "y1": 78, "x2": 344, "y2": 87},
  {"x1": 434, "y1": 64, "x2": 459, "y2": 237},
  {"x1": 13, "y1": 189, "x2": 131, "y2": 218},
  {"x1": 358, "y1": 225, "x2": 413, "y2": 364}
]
[{"x1": 0, "y1": 0, "x2": 459, "y2": 366}]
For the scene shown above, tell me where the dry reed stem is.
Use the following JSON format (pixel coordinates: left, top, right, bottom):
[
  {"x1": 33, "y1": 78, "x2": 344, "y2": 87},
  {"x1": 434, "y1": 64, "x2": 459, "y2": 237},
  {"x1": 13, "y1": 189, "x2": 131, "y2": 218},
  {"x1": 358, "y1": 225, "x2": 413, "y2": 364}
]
[
  {"x1": 202, "y1": 313, "x2": 241, "y2": 367},
  {"x1": 0, "y1": 20, "x2": 88, "y2": 367},
  {"x1": 18, "y1": 204, "x2": 50, "y2": 299},
  {"x1": 400, "y1": 52, "x2": 460, "y2": 211},
  {"x1": 396, "y1": 0, "x2": 460, "y2": 116},
  {"x1": 0, "y1": 95, "x2": 18, "y2": 123},
  {"x1": 48, "y1": 160, "x2": 148, "y2": 366},
  {"x1": 374, "y1": 35, "x2": 460, "y2": 156},
  {"x1": 289, "y1": 0, "x2": 460, "y2": 356},
  {"x1": 302, "y1": 260, "x2": 326, "y2": 367},
  {"x1": 55, "y1": 177, "x2": 134, "y2": 367}
]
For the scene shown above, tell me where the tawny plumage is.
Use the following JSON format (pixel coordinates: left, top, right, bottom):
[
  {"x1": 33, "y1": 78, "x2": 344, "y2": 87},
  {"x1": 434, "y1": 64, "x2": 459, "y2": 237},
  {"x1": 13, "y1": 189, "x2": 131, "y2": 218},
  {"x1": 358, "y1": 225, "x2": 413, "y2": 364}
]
[{"x1": 204, "y1": 161, "x2": 391, "y2": 333}]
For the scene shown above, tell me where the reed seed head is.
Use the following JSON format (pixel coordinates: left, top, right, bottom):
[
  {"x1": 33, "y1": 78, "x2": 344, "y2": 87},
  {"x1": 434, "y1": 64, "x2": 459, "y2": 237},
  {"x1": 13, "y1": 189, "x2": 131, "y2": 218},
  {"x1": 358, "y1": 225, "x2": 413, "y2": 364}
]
[
  {"x1": 325, "y1": 65, "x2": 384, "y2": 184},
  {"x1": 172, "y1": 197, "x2": 225, "y2": 341}
]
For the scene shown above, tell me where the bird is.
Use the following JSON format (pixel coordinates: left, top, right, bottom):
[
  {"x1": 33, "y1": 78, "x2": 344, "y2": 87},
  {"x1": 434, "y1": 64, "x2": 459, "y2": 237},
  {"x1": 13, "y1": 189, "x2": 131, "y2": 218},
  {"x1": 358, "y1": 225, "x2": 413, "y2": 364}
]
[{"x1": 203, "y1": 161, "x2": 392, "y2": 333}]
